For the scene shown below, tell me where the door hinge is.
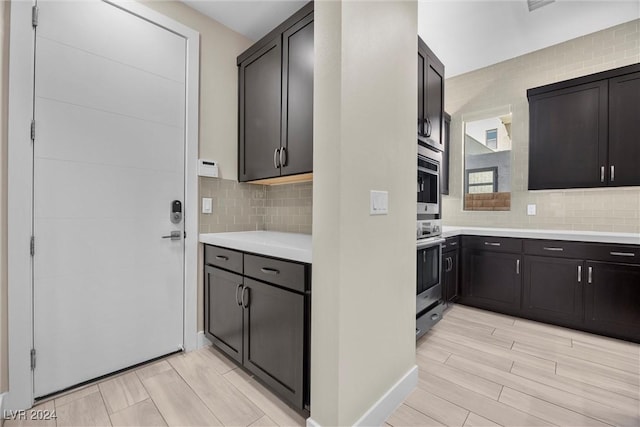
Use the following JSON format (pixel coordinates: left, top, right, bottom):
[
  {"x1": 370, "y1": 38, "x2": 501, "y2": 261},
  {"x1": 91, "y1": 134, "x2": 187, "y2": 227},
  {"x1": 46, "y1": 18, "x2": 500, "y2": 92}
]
[
  {"x1": 30, "y1": 349, "x2": 36, "y2": 370},
  {"x1": 32, "y1": 6, "x2": 38, "y2": 28},
  {"x1": 30, "y1": 236, "x2": 35, "y2": 256},
  {"x1": 30, "y1": 120, "x2": 35, "y2": 141}
]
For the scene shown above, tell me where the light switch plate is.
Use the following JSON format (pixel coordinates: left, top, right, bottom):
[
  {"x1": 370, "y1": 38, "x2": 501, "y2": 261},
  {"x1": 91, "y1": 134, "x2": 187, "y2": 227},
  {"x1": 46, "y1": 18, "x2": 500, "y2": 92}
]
[
  {"x1": 370, "y1": 190, "x2": 388, "y2": 215},
  {"x1": 527, "y1": 204, "x2": 536, "y2": 216},
  {"x1": 202, "y1": 197, "x2": 213, "y2": 214}
]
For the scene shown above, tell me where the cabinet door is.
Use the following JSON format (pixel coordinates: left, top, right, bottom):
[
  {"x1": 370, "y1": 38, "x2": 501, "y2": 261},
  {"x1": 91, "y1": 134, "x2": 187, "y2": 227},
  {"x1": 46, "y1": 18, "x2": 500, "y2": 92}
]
[
  {"x1": 204, "y1": 266, "x2": 244, "y2": 363},
  {"x1": 462, "y1": 249, "x2": 521, "y2": 314},
  {"x1": 239, "y1": 40, "x2": 282, "y2": 182},
  {"x1": 443, "y1": 250, "x2": 459, "y2": 303},
  {"x1": 523, "y1": 256, "x2": 584, "y2": 326},
  {"x1": 424, "y1": 54, "x2": 445, "y2": 151},
  {"x1": 608, "y1": 71, "x2": 640, "y2": 187},
  {"x1": 528, "y1": 80, "x2": 608, "y2": 190},
  {"x1": 585, "y1": 261, "x2": 640, "y2": 342},
  {"x1": 281, "y1": 14, "x2": 314, "y2": 177},
  {"x1": 242, "y1": 278, "x2": 305, "y2": 409}
]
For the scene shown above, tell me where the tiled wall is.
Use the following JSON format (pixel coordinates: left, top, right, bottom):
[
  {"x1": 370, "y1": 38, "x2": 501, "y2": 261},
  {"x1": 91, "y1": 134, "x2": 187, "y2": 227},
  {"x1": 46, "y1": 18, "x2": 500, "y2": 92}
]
[
  {"x1": 198, "y1": 178, "x2": 312, "y2": 234},
  {"x1": 443, "y1": 19, "x2": 640, "y2": 233}
]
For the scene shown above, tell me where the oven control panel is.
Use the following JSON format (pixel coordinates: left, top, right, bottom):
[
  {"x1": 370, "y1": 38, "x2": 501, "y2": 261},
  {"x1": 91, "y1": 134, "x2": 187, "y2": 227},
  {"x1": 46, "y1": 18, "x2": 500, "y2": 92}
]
[{"x1": 417, "y1": 220, "x2": 442, "y2": 240}]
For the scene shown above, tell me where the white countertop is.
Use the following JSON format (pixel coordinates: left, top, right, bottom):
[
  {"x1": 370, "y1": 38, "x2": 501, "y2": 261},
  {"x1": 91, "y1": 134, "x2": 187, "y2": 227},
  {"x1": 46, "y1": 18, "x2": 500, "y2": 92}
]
[
  {"x1": 200, "y1": 231, "x2": 312, "y2": 263},
  {"x1": 442, "y1": 226, "x2": 640, "y2": 245}
]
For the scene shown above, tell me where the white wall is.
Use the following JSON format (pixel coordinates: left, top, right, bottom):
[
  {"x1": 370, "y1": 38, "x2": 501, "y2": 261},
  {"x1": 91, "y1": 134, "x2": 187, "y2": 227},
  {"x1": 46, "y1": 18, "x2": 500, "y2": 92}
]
[{"x1": 312, "y1": 1, "x2": 417, "y2": 424}]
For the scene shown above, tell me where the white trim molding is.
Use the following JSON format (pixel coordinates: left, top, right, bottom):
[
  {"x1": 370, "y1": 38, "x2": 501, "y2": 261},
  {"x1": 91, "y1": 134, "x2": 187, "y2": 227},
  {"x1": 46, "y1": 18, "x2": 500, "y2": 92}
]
[
  {"x1": 7, "y1": 0, "x2": 200, "y2": 410},
  {"x1": 352, "y1": 365, "x2": 418, "y2": 427},
  {"x1": 306, "y1": 365, "x2": 418, "y2": 427}
]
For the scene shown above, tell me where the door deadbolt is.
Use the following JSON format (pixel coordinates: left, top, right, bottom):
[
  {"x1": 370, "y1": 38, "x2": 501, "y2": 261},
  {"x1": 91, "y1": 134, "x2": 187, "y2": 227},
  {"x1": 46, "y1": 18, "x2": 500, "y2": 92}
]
[{"x1": 170, "y1": 200, "x2": 182, "y2": 224}]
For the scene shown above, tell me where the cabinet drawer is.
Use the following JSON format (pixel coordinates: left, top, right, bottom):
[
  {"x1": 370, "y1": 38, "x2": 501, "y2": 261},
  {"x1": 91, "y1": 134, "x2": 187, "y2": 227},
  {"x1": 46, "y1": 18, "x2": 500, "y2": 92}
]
[
  {"x1": 244, "y1": 254, "x2": 307, "y2": 293},
  {"x1": 524, "y1": 240, "x2": 585, "y2": 258},
  {"x1": 204, "y1": 245, "x2": 243, "y2": 274},
  {"x1": 462, "y1": 236, "x2": 522, "y2": 253},
  {"x1": 442, "y1": 236, "x2": 459, "y2": 251},
  {"x1": 585, "y1": 244, "x2": 640, "y2": 264}
]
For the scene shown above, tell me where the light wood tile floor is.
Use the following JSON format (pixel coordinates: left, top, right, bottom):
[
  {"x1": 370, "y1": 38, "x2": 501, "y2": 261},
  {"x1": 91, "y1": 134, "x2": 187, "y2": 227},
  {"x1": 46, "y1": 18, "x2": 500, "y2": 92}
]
[
  {"x1": 4, "y1": 348, "x2": 305, "y2": 427},
  {"x1": 387, "y1": 304, "x2": 640, "y2": 427},
  {"x1": 4, "y1": 304, "x2": 639, "y2": 426}
]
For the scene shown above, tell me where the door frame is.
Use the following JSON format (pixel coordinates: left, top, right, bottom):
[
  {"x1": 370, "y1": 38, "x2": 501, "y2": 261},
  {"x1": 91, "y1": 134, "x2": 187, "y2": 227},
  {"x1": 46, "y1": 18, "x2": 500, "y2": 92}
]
[{"x1": 6, "y1": 0, "x2": 200, "y2": 410}]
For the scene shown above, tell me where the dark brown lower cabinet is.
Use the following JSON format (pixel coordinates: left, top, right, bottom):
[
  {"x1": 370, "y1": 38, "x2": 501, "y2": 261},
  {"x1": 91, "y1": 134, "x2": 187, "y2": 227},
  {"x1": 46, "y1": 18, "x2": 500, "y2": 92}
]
[
  {"x1": 522, "y1": 256, "x2": 584, "y2": 327},
  {"x1": 243, "y1": 277, "x2": 305, "y2": 410},
  {"x1": 585, "y1": 261, "x2": 640, "y2": 342},
  {"x1": 461, "y1": 249, "x2": 521, "y2": 314},
  {"x1": 459, "y1": 237, "x2": 640, "y2": 343},
  {"x1": 204, "y1": 245, "x2": 311, "y2": 414}
]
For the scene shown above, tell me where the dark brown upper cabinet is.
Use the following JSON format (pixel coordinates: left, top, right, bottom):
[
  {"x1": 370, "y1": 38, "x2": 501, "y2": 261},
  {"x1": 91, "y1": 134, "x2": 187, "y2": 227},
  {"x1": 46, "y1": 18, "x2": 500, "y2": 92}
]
[
  {"x1": 238, "y1": 3, "x2": 314, "y2": 183},
  {"x1": 418, "y1": 37, "x2": 445, "y2": 152},
  {"x1": 527, "y1": 63, "x2": 640, "y2": 190}
]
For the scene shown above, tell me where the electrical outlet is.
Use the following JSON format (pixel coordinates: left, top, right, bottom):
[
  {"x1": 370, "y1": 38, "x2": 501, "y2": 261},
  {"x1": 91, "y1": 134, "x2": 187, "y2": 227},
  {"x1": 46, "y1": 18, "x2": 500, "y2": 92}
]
[{"x1": 527, "y1": 204, "x2": 537, "y2": 216}]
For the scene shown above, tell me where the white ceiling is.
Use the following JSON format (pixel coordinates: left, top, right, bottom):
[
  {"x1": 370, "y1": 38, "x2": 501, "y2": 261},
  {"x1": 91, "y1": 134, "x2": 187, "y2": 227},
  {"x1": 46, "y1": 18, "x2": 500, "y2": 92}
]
[{"x1": 182, "y1": 0, "x2": 639, "y2": 77}]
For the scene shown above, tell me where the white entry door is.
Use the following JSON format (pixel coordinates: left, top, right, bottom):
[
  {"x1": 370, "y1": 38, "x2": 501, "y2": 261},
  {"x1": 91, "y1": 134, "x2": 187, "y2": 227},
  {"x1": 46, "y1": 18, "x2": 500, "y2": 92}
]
[{"x1": 33, "y1": 1, "x2": 187, "y2": 397}]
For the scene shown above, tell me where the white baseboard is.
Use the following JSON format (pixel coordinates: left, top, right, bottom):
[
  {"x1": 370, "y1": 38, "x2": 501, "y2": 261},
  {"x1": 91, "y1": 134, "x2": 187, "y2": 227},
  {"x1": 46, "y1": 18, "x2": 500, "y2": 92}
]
[
  {"x1": 197, "y1": 331, "x2": 212, "y2": 349},
  {"x1": 306, "y1": 365, "x2": 418, "y2": 427}
]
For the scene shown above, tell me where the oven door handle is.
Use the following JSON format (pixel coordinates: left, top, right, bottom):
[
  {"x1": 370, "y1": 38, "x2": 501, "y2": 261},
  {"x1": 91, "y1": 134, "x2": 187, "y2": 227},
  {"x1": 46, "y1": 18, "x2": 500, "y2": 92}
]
[{"x1": 417, "y1": 238, "x2": 445, "y2": 250}]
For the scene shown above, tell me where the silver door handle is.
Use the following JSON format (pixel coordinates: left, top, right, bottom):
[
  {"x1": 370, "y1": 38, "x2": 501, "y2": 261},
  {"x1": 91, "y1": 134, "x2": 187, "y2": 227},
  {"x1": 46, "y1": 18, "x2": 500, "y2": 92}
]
[
  {"x1": 241, "y1": 286, "x2": 249, "y2": 308},
  {"x1": 273, "y1": 148, "x2": 280, "y2": 169},
  {"x1": 611, "y1": 165, "x2": 615, "y2": 182},
  {"x1": 600, "y1": 166, "x2": 605, "y2": 183},
  {"x1": 161, "y1": 231, "x2": 181, "y2": 240},
  {"x1": 235, "y1": 284, "x2": 243, "y2": 306},
  {"x1": 516, "y1": 259, "x2": 520, "y2": 274},
  {"x1": 279, "y1": 147, "x2": 287, "y2": 167},
  {"x1": 485, "y1": 242, "x2": 501, "y2": 247},
  {"x1": 543, "y1": 247, "x2": 564, "y2": 252},
  {"x1": 577, "y1": 265, "x2": 582, "y2": 283},
  {"x1": 588, "y1": 266, "x2": 593, "y2": 284}
]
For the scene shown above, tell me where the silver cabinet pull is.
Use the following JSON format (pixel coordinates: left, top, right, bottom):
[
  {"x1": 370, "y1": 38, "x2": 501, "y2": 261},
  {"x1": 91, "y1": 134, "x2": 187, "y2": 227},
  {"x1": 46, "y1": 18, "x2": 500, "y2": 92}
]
[
  {"x1": 484, "y1": 242, "x2": 501, "y2": 247},
  {"x1": 588, "y1": 266, "x2": 593, "y2": 284},
  {"x1": 279, "y1": 146, "x2": 287, "y2": 167},
  {"x1": 577, "y1": 265, "x2": 582, "y2": 283},
  {"x1": 235, "y1": 284, "x2": 243, "y2": 306},
  {"x1": 611, "y1": 165, "x2": 615, "y2": 182},
  {"x1": 430, "y1": 312, "x2": 440, "y2": 321},
  {"x1": 260, "y1": 267, "x2": 280, "y2": 275},
  {"x1": 423, "y1": 251, "x2": 426, "y2": 263},
  {"x1": 241, "y1": 286, "x2": 249, "y2": 308},
  {"x1": 543, "y1": 247, "x2": 564, "y2": 252},
  {"x1": 516, "y1": 259, "x2": 520, "y2": 274},
  {"x1": 610, "y1": 251, "x2": 635, "y2": 257},
  {"x1": 215, "y1": 255, "x2": 229, "y2": 261},
  {"x1": 161, "y1": 231, "x2": 181, "y2": 240},
  {"x1": 448, "y1": 257, "x2": 453, "y2": 272},
  {"x1": 273, "y1": 148, "x2": 281, "y2": 169},
  {"x1": 600, "y1": 166, "x2": 605, "y2": 183},
  {"x1": 449, "y1": 242, "x2": 457, "y2": 246}
]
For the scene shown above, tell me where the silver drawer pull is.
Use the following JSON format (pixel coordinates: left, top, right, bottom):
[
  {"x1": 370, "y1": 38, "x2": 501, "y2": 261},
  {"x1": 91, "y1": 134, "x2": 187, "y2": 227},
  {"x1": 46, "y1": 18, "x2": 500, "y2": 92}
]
[
  {"x1": 261, "y1": 267, "x2": 280, "y2": 275},
  {"x1": 215, "y1": 255, "x2": 229, "y2": 261},
  {"x1": 484, "y1": 242, "x2": 501, "y2": 247},
  {"x1": 610, "y1": 251, "x2": 635, "y2": 257},
  {"x1": 431, "y1": 313, "x2": 440, "y2": 321},
  {"x1": 543, "y1": 247, "x2": 564, "y2": 252},
  {"x1": 449, "y1": 242, "x2": 457, "y2": 246}
]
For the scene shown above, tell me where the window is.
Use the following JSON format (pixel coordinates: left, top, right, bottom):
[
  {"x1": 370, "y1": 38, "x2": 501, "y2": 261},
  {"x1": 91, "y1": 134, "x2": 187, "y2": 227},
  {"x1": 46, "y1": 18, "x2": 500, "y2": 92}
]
[
  {"x1": 486, "y1": 128, "x2": 497, "y2": 150},
  {"x1": 466, "y1": 167, "x2": 497, "y2": 194}
]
